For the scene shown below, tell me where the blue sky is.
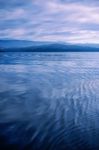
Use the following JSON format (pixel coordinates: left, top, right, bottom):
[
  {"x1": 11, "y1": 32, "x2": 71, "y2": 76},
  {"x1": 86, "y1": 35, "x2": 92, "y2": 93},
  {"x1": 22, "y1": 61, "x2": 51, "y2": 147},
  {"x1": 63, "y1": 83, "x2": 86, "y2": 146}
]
[{"x1": 0, "y1": 0, "x2": 99, "y2": 43}]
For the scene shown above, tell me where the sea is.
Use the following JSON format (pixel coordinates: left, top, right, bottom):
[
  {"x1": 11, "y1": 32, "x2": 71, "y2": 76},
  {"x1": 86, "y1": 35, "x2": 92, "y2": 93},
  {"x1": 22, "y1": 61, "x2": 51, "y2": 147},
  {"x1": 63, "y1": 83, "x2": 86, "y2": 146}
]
[{"x1": 0, "y1": 52, "x2": 99, "y2": 150}]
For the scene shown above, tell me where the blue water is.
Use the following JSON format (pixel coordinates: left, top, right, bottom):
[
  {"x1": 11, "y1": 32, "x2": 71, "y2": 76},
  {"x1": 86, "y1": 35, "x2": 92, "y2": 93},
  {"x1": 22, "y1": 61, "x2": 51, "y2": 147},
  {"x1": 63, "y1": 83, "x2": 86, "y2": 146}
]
[{"x1": 0, "y1": 52, "x2": 99, "y2": 150}]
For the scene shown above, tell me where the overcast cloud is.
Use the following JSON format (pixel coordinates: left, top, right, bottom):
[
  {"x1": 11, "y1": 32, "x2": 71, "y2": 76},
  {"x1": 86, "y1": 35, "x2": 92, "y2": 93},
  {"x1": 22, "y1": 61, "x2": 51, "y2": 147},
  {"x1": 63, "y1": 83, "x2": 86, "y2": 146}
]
[{"x1": 0, "y1": 0, "x2": 99, "y2": 43}]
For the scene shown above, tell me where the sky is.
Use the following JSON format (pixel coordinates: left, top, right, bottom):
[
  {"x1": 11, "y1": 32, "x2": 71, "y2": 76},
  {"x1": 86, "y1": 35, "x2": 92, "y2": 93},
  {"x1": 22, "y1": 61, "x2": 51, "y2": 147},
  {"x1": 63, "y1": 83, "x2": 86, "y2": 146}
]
[{"x1": 0, "y1": 0, "x2": 99, "y2": 43}]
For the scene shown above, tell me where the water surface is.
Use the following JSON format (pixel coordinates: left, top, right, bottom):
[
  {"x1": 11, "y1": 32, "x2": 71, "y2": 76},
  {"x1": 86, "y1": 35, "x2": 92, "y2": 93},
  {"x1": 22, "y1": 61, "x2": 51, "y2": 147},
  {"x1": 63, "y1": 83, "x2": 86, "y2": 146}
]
[{"x1": 0, "y1": 52, "x2": 99, "y2": 150}]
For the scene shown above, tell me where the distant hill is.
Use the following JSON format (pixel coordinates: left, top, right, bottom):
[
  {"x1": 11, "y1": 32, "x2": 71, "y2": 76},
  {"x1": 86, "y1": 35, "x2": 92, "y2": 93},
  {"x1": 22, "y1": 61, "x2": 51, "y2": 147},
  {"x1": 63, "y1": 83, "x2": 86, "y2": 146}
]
[
  {"x1": 0, "y1": 39, "x2": 52, "y2": 48},
  {"x1": 0, "y1": 39, "x2": 99, "y2": 52}
]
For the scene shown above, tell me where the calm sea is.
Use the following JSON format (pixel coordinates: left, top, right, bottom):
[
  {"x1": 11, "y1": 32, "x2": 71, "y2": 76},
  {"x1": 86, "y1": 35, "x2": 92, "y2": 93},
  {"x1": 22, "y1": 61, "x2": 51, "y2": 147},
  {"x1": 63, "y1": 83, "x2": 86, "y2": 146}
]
[{"x1": 0, "y1": 52, "x2": 99, "y2": 150}]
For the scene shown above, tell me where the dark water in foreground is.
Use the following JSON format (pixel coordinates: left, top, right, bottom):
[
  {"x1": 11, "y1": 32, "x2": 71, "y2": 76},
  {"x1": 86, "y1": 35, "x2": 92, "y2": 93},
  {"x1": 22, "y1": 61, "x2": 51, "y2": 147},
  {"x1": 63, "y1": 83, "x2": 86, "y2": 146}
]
[{"x1": 0, "y1": 52, "x2": 99, "y2": 150}]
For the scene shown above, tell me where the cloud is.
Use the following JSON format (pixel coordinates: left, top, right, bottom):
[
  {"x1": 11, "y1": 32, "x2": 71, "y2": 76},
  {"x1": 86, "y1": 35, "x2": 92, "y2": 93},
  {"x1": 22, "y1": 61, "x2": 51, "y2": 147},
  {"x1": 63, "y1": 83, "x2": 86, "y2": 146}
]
[{"x1": 0, "y1": 0, "x2": 99, "y2": 43}]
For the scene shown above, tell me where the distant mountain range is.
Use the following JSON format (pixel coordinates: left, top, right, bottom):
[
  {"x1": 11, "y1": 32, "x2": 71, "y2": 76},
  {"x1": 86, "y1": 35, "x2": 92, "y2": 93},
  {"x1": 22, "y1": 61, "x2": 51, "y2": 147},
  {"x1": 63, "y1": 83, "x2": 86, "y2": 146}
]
[{"x1": 0, "y1": 39, "x2": 99, "y2": 52}]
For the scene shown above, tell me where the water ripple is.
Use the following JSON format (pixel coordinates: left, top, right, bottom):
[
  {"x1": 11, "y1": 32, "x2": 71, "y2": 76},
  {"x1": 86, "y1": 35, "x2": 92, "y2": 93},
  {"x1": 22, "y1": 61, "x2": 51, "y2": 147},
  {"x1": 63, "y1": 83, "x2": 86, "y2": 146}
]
[{"x1": 0, "y1": 52, "x2": 99, "y2": 150}]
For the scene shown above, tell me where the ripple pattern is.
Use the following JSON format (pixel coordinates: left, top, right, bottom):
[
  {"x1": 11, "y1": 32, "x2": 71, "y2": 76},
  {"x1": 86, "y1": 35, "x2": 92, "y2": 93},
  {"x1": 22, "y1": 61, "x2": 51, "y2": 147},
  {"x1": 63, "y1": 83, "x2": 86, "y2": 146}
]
[{"x1": 0, "y1": 52, "x2": 99, "y2": 150}]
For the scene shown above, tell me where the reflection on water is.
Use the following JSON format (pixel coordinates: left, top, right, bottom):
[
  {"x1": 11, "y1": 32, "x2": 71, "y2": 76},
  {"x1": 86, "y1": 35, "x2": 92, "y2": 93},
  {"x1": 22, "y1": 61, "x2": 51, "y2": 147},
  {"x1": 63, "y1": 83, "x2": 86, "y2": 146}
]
[{"x1": 0, "y1": 52, "x2": 99, "y2": 150}]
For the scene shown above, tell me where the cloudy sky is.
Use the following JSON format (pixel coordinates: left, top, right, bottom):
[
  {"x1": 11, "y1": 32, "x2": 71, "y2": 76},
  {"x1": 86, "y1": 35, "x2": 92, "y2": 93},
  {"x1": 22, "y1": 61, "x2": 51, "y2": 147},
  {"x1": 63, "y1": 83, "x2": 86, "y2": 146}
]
[{"x1": 0, "y1": 0, "x2": 99, "y2": 43}]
